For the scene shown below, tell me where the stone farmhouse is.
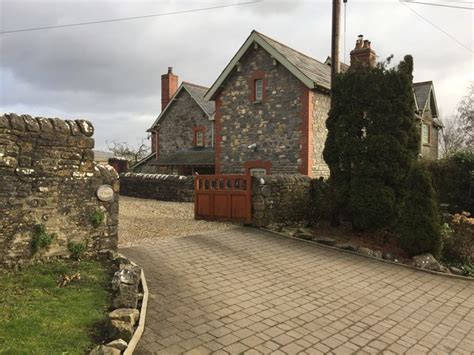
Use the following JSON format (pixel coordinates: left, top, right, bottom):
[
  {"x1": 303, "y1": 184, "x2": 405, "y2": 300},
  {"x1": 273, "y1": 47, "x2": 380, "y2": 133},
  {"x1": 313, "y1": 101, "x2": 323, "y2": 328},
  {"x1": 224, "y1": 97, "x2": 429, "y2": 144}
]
[{"x1": 135, "y1": 31, "x2": 441, "y2": 176}]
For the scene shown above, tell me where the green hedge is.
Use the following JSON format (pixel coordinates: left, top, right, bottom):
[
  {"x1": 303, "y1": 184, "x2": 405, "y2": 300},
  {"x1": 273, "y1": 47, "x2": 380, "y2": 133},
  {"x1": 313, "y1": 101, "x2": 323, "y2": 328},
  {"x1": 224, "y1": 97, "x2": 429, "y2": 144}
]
[{"x1": 426, "y1": 151, "x2": 474, "y2": 214}]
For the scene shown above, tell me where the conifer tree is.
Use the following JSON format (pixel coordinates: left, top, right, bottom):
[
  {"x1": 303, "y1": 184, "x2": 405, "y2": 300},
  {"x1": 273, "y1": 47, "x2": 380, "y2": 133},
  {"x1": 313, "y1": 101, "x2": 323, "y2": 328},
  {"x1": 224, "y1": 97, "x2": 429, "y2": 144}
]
[
  {"x1": 323, "y1": 56, "x2": 419, "y2": 231},
  {"x1": 399, "y1": 163, "x2": 442, "y2": 257}
]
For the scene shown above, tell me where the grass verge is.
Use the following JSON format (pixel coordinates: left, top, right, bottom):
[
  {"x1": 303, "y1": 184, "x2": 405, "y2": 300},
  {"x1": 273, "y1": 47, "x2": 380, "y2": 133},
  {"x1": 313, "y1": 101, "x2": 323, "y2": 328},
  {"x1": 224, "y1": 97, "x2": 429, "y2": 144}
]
[{"x1": 0, "y1": 260, "x2": 111, "y2": 354}]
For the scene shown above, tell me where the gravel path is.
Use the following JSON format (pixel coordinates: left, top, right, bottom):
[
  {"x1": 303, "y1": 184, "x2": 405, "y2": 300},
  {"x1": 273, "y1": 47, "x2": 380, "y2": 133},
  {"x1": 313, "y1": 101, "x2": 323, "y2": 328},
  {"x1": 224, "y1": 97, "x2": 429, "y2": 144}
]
[{"x1": 118, "y1": 196, "x2": 233, "y2": 247}]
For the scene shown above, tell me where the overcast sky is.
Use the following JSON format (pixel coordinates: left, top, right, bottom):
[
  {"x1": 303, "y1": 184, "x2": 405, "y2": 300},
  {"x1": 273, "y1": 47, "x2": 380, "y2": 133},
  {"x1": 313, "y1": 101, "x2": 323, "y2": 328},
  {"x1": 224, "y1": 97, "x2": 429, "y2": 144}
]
[{"x1": 1, "y1": 0, "x2": 472, "y2": 151}]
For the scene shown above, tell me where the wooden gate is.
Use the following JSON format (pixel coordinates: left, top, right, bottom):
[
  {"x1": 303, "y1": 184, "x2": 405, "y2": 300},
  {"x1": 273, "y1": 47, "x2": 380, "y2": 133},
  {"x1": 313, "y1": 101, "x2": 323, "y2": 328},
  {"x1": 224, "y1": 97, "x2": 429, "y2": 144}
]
[{"x1": 194, "y1": 174, "x2": 252, "y2": 223}]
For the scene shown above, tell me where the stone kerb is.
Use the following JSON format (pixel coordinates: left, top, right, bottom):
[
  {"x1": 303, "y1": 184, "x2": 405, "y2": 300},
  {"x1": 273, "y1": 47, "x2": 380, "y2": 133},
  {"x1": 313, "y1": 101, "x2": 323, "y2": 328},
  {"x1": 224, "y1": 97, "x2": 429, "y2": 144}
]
[
  {"x1": 0, "y1": 113, "x2": 119, "y2": 267},
  {"x1": 252, "y1": 174, "x2": 312, "y2": 228}
]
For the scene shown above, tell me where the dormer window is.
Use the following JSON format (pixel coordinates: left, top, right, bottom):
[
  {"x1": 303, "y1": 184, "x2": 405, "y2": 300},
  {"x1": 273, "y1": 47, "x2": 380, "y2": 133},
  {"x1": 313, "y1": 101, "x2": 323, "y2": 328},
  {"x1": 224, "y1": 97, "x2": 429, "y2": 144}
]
[
  {"x1": 193, "y1": 127, "x2": 205, "y2": 147},
  {"x1": 254, "y1": 79, "x2": 263, "y2": 102}
]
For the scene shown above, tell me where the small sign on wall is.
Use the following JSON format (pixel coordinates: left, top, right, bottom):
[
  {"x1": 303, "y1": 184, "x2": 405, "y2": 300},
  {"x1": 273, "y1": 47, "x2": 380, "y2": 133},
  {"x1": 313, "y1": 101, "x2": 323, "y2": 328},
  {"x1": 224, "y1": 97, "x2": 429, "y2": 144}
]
[{"x1": 97, "y1": 185, "x2": 114, "y2": 202}]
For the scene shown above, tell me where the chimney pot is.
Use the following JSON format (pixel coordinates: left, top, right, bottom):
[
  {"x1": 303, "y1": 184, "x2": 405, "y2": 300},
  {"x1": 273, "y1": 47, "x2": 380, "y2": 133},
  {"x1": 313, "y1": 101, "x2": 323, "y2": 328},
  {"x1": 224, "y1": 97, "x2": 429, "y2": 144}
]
[
  {"x1": 350, "y1": 36, "x2": 377, "y2": 68},
  {"x1": 168, "y1": 67, "x2": 173, "y2": 74}
]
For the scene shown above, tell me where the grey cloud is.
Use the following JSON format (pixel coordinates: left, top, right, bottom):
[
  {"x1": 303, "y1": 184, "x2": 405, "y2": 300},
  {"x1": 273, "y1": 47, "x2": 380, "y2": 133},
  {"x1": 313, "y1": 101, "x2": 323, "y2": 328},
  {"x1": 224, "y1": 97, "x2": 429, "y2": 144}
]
[{"x1": 0, "y1": 0, "x2": 472, "y2": 148}]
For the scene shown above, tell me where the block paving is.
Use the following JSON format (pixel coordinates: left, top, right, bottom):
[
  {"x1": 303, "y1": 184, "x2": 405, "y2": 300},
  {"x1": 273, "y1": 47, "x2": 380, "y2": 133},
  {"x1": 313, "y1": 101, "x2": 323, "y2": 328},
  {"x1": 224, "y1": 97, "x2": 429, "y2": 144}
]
[{"x1": 121, "y1": 227, "x2": 474, "y2": 354}]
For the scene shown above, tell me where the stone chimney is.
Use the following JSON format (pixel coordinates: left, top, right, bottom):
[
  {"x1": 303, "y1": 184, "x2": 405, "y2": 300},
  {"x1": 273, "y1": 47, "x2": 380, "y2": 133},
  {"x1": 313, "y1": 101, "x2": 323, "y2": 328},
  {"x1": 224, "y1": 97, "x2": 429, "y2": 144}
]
[
  {"x1": 161, "y1": 67, "x2": 179, "y2": 110},
  {"x1": 350, "y1": 35, "x2": 377, "y2": 68}
]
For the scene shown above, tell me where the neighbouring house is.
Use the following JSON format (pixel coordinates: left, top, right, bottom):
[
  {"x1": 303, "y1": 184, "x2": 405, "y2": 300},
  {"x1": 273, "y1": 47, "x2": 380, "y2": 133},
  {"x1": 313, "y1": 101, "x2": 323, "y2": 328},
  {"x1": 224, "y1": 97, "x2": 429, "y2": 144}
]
[
  {"x1": 204, "y1": 31, "x2": 441, "y2": 178},
  {"x1": 133, "y1": 67, "x2": 216, "y2": 175},
  {"x1": 414, "y1": 81, "x2": 442, "y2": 160}
]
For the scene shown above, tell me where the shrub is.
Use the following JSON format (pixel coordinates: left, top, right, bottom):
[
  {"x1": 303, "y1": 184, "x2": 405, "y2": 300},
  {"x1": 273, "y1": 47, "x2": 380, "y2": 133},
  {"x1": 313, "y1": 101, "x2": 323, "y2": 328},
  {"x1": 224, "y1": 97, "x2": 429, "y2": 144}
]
[
  {"x1": 31, "y1": 224, "x2": 55, "y2": 254},
  {"x1": 90, "y1": 210, "x2": 104, "y2": 228},
  {"x1": 427, "y1": 151, "x2": 474, "y2": 214},
  {"x1": 67, "y1": 242, "x2": 87, "y2": 261},
  {"x1": 442, "y1": 212, "x2": 474, "y2": 263},
  {"x1": 350, "y1": 178, "x2": 397, "y2": 231},
  {"x1": 310, "y1": 178, "x2": 333, "y2": 223},
  {"x1": 399, "y1": 164, "x2": 442, "y2": 257}
]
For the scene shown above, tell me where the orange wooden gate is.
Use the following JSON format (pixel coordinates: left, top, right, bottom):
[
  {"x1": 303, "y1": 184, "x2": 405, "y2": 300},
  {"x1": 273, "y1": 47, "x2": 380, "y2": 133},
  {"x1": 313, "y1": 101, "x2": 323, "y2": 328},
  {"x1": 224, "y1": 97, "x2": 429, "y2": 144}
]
[{"x1": 194, "y1": 174, "x2": 252, "y2": 223}]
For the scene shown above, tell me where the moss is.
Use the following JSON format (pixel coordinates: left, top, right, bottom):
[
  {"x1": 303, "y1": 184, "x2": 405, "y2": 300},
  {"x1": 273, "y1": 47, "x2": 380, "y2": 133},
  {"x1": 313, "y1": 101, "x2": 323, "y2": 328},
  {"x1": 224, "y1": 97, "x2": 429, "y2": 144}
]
[
  {"x1": 90, "y1": 210, "x2": 105, "y2": 228},
  {"x1": 31, "y1": 224, "x2": 55, "y2": 254}
]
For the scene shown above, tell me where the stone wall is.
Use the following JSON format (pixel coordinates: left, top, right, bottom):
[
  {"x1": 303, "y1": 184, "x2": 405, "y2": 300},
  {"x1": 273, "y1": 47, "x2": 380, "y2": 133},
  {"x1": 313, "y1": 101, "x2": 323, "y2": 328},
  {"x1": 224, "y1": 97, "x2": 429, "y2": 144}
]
[
  {"x1": 216, "y1": 45, "x2": 304, "y2": 174},
  {"x1": 0, "y1": 113, "x2": 119, "y2": 267},
  {"x1": 252, "y1": 175, "x2": 312, "y2": 227},
  {"x1": 120, "y1": 173, "x2": 194, "y2": 202}
]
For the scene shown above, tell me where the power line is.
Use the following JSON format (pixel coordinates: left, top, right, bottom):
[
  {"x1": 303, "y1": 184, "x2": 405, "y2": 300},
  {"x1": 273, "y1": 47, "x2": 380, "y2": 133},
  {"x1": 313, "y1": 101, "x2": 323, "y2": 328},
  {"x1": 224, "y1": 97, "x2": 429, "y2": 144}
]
[
  {"x1": 401, "y1": 0, "x2": 473, "y2": 10},
  {"x1": 399, "y1": 1, "x2": 473, "y2": 53},
  {"x1": 0, "y1": 0, "x2": 262, "y2": 35}
]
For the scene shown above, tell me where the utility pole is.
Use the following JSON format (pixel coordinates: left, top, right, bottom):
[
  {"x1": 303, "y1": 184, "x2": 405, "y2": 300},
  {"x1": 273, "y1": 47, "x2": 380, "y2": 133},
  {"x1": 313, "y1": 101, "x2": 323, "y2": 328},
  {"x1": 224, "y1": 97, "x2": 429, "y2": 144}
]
[{"x1": 331, "y1": 0, "x2": 341, "y2": 103}]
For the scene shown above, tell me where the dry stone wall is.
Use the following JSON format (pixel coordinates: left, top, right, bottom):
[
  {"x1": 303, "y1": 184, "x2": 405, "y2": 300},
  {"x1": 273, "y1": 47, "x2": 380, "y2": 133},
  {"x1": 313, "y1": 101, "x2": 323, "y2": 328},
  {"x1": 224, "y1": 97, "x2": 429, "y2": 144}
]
[
  {"x1": 0, "y1": 113, "x2": 119, "y2": 267},
  {"x1": 120, "y1": 173, "x2": 194, "y2": 202},
  {"x1": 252, "y1": 175, "x2": 312, "y2": 227}
]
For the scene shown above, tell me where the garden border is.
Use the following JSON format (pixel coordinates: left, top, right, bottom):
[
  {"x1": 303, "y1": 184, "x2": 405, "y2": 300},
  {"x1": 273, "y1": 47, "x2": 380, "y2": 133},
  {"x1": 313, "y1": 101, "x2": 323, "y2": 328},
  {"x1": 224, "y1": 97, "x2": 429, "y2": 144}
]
[{"x1": 261, "y1": 228, "x2": 474, "y2": 281}]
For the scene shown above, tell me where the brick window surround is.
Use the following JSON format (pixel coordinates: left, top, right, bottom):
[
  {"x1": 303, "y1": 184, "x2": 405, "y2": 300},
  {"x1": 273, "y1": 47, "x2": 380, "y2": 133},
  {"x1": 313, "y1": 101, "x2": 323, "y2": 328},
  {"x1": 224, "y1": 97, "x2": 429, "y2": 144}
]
[
  {"x1": 249, "y1": 70, "x2": 266, "y2": 103},
  {"x1": 244, "y1": 160, "x2": 272, "y2": 175},
  {"x1": 193, "y1": 126, "x2": 206, "y2": 147}
]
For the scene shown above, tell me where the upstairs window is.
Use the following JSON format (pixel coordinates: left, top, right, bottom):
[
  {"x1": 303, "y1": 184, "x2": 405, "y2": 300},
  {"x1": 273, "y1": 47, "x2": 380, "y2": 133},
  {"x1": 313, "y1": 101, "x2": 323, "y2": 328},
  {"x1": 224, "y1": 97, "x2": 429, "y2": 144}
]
[
  {"x1": 254, "y1": 79, "x2": 263, "y2": 102},
  {"x1": 194, "y1": 128, "x2": 204, "y2": 147},
  {"x1": 422, "y1": 123, "x2": 430, "y2": 145}
]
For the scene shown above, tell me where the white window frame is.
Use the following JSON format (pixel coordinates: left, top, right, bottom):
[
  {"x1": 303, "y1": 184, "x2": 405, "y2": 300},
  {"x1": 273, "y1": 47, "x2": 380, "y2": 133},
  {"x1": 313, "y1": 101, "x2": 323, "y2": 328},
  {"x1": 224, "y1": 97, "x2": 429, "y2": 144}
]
[{"x1": 195, "y1": 130, "x2": 204, "y2": 147}]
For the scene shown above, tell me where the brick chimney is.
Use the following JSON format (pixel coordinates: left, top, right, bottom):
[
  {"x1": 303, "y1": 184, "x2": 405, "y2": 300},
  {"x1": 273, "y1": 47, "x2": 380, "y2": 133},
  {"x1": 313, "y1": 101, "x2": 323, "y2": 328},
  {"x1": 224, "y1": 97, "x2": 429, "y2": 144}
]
[
  {"x1": 161, "y1": 67, "x2": 178, "y2": 110},
  {"x1": 350, "y1": 35, "x2": 377, "y2": 68}
]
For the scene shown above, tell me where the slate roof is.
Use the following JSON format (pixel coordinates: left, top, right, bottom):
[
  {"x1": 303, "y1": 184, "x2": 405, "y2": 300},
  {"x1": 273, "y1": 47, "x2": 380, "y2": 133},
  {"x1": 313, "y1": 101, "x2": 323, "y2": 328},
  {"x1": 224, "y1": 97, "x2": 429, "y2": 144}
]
[
  {"x1": 148, "y1": 82, "x2": 215, "y2": 131},
  {"x1": 324, "y1": 56, "x2": 350, "y2": 72},
  {"x1": 182, "y1": 82, "x2": 215, "y2": 116},
  {"x1": 413, "y1": 81, "x2": 432, "y2": 111},
  {"x1": 151, "y1": 148, "x2": 215, "y2": 166},
  {"x1": 130, "y1": 152, "x2": 156, "y2": 170},
  {"x1": 256, "y1": 31, "x2": 333, "y2": 90}
]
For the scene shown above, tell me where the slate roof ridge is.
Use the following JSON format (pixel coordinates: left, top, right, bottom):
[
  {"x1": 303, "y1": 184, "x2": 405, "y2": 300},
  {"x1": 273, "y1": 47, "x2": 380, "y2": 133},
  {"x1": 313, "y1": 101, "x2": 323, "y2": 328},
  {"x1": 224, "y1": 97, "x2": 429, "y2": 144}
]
[{"x1": 413, "y1": 80, "x2": 433, "y2": 86}]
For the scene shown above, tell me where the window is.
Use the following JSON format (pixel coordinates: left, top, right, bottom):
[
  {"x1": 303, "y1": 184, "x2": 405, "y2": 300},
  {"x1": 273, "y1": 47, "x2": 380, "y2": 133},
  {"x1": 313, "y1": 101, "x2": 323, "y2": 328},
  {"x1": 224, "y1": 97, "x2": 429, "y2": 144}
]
[
  {"x1": 254, "y1": 79, "x2": 263, "y2": 102},
  {"x1": 422, "y1": 123, "x2": 430, "y2": 145},
  {"x1": 250, "y1": 168, "x2": 267, "y2": 177},
  {"x1": 194, "y1": 129, "x2": 204, "y2": 147}
]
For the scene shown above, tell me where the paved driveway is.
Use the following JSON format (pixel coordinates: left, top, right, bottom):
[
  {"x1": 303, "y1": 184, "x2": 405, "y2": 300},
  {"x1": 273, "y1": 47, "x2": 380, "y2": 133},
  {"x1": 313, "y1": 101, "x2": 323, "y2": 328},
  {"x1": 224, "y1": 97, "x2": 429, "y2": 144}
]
[{"x1": 121, "y1": 227, "x2": 474, "y2": 354}]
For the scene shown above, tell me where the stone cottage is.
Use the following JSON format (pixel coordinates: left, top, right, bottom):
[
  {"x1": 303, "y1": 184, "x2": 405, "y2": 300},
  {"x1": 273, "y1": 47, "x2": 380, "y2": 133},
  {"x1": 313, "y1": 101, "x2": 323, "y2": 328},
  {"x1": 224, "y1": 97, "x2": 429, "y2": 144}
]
[
  {"x1": 204, "y1": 31, "x2": 441, "y2": 178},
  {"x1": 133, "y1": 67, "x2": 215, "y2": 175}
]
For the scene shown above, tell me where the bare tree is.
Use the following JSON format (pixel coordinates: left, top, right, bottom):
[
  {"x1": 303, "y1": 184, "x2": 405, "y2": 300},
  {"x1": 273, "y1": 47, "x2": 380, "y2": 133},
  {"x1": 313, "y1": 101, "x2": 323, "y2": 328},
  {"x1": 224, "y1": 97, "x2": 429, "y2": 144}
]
[
  {"x1": 106, "y1": 138, "x2": 150, "y2": 164},
  {"x1": 457, "y1": 82, "x2": 473, "y2": 149},
  {"x1": 440, "y1": 117, "x2": 465, "y2": 157},
  {"x1": 440, "y1": 82, "x2": 474, "y2": 157}
]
